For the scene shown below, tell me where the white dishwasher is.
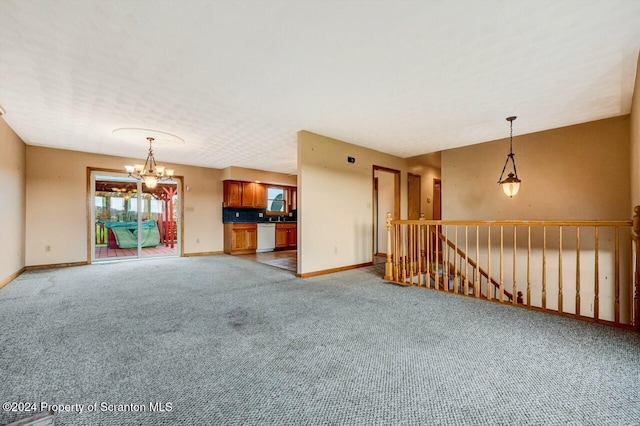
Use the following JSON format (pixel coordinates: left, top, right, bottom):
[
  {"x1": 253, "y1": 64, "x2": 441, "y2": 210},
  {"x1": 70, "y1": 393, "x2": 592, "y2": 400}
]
[{"x1": 257, "y1": 223, "x2": 276, "y2": 252}]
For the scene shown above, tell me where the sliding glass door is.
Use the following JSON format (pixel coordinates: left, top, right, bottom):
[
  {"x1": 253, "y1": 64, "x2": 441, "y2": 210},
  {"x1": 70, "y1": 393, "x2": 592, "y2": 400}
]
[{"x1": 91, "y1": 171, "x2": 180, "y2": 262}]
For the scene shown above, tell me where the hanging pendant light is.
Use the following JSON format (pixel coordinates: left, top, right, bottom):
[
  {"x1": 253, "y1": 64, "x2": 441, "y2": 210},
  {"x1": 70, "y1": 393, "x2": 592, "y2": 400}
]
[
  {"x1": 497, "y1": 116, "x2": 521, "y2": 197},
  {"x1": 124, "y1": 137, "x2": 175, "y2": 189}
]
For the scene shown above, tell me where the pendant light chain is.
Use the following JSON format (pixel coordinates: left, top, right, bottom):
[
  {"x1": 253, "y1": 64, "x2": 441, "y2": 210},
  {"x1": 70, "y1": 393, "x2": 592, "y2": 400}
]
[{"x1": 509, "y1": 118, "x2": 513, "y2": 154}]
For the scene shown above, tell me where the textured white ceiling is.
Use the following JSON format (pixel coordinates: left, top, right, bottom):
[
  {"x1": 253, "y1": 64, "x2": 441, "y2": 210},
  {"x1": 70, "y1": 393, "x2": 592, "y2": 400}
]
[{"x1": 1, "y1": 0, "x2": 639, "y2": 175}]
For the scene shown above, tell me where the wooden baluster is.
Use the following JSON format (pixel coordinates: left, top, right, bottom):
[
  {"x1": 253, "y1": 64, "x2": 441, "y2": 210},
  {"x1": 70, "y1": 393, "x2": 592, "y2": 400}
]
[
  {"x1": 433, "y1": 226, "x2": 440, "y2": 290},
  {"x1": 576, "y1": 227, "x2": 581, "y2": 316},
  {"x1": 413, "y1": 224, "x2": 418, "y2": 285},
  {"x1": 594, "y1": 227, "x2": 599, "y2": 321},
  {"x1": 475, "y1": 226, "x2": 480, "y2": 298},
  {"x1": 394, "y1": 223, "x2": 400, "y2": 282},
  {"x1": 426, "y1": 225, "x2": 431, "y2": 287},
  {"x1": 454, "y1": 226, "x2": 459, "y2": 294},
  {"x1": 408, "y1": 224, "x2": 414, "y2": 285},
  {"x1": 384, "y1": 213, "x2": 393, "y2": 281},
  {"x1": 614, "y1": 226, "x2": 620, "y2": 325},
  {"x1": 499, "y1": 226, "x2": 504, "y2": 302},
  {"x1": 558, "y1": 227, "x2": 563, "y2": 314},
  {"x1": 413, "y1": 224, "x2": 418, "y2": 284},
  {"x1": 444, "y1": 226, "x2": 449, "y2": 292},
  {"x1": 418, "y1": 224, "x2": 423, "y2": 286},
  {"x1": 419, "y1": 214, "x2": 425, "y2": 276},
  {"x1": 465, "y1": 226, "x2": 469, "y2": 296},
  {"x1": 487, "y1": 226, "x2": 492, "y2": 301},
  {"x1": 398, "y1": 224, "x2": 403, "y2": 282},
  {"x1": 513, "y1": 225, "x2": 517, "y2": 305},
  {"x1": 527, "y1": 226, "x2": 531, "y2": 307},
  {"x1": 402, "y1": 225, "x2": 407, "y2": 283},
  {"x1": 542, "y1": 226, "x2": 547, "y2": 310}
]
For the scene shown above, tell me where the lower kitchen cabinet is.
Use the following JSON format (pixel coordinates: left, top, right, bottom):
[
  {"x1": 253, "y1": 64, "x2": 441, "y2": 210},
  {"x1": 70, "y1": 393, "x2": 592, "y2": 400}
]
[
  {"x1": 224, "y1": 223, "x2": 257, "y2": 254},
  {"x1": 275, "y1": 223, "x2": 297, "y2": 249}
]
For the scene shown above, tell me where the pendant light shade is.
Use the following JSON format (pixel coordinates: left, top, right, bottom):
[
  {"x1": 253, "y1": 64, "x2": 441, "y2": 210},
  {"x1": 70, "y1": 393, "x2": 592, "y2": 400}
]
[{"x1": 501, "y1": 173, "x2": 520, "y2": 197}]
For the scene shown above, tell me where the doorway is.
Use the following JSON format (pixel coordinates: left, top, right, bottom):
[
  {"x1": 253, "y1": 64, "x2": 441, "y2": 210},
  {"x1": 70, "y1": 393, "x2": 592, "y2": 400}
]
[
  {"x1": 408, "y1": 173, "x2": 421, "y2": 220},
  {"x1": 433, "y1": 178, "x2": 442, "y2": 220},
  {"x1": 90, "y1": 170, "x2": 181, "y2": 262},
  {"x1": 373, "y1": 166, "x2": 400, "y2": 257}
]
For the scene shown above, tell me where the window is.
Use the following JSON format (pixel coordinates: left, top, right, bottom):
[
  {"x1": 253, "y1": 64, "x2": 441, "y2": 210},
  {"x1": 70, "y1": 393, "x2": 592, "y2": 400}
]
[{"x1": 267, "y1": 187, "x2": 286, "y2": 214}]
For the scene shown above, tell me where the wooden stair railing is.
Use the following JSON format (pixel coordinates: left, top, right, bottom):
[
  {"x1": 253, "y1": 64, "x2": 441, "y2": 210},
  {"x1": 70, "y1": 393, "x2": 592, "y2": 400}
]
[
  {"x1": 387, "y1": 221, "x2": 512, "y2": 302},
  {"x1": 435, "y1": 229, "x2": 515, "y2": 302},
  {"x1": 384, "y1": 209, "x2": 640, "y2": 331}
]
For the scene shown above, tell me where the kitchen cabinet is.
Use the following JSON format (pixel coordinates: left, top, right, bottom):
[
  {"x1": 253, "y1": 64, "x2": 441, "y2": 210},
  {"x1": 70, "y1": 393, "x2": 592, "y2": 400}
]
[
  {"x1": 275, "y1": 223, "x2": 297, "y2": 249},
  {"x1": 223, "y1": 181, "x2": 243, "y2": 207},
  {"x1": 241, "y1": 182, "x2": 266, "y2": 208},
  {"x1": 289, "y1": 187, "x2": 297, "y2": 211},
  {"x1": 224, "y1": 223, "x2": 257, "y2": 254},
  {"x1": 223, "y1": 180, "x2": 266, "y2": 208}
]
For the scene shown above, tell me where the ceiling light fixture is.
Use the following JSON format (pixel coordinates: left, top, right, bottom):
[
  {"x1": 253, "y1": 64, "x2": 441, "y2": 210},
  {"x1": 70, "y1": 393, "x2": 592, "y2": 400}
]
[
  {"x1": 497, "y1": 116, "x2": 521, "y2": 198},
  {"x1": 124, "y1": 137, "x2": 174, "y2": 189}
]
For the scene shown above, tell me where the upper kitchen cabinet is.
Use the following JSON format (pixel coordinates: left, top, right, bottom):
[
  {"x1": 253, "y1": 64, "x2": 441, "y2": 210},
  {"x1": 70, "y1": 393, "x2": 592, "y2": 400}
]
[
  {"x1": 241, "y1": 182, "x2": 267, "y2": 208},
  {"x1": 223, "y1": 181, "x2": 243, "y2": 207},
  {"x1": 223, "y1": 180, "x2": 267, "y2": 208},
  {"x1": 289, "y1": 187, "x2": 297, "y2": 211}
]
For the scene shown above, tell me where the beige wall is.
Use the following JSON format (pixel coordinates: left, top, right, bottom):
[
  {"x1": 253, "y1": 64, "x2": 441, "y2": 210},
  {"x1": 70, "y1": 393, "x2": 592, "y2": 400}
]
[
  {"x1": 407, "y1": 152, "x2": 441, "y2": 220},
  {"x1": 0, "y1": 119, "x2": 26, "y2": 285},
  {"x1": 222, "y1": 166, "x2": 297, "y2": 186},
  {"x1": 25, "y1": 146, "x2": 223, "y2": 266},
  {"x1": 297, "y1": 130, "x2": 408, "y2": 274},
  {"x1": 442, "y1": 116, "x2": 631, "y2": 220},
  {"x1": 631, "y1": 51, "x2": 640, "y2": 210}
]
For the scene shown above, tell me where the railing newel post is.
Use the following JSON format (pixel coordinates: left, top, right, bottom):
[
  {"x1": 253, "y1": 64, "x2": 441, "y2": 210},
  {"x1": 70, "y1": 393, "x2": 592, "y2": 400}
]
[
  {"x1": 576, "y1": 226, "x2": 581, "y2": 317},
  {"x1": 633, "y1": 206, "x2": 640, "y2": 331},
  {"x1": 594, "y1": 227, "x2": 599, "y2": 321},
  {"x1": 384, "y1": 212, "x2": 393, "y2": 281}
]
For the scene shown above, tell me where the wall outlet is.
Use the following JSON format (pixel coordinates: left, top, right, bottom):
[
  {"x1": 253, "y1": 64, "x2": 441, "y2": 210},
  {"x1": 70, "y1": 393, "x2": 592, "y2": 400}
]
[
  {"x1": 196, "y1": 238, "x2": 200, "y2": 243},
  {"x1": 235, "y1": 212, "x2": 240, "y2": 217},
  {"x1": 186, "y1": 206, "x2": 194, "y2": 212},
  {"x1": 45, "y1": 245, "x2": 51, "y2": 252}
]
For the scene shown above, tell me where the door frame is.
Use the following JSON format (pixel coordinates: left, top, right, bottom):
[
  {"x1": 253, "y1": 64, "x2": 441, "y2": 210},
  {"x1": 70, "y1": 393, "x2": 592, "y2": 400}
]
[
  {"x1": 87, "y1": 167, "x2": 185, "y2": 263},
  {"x1": 372, "y1": 165, "x2": 400, "y2": 258}
]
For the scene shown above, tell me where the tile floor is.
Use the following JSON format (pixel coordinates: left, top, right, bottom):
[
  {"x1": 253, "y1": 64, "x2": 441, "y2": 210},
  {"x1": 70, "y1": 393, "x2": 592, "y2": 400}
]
[{"x1": 237, "y1": 250, "x2": 297, "y2": 272}]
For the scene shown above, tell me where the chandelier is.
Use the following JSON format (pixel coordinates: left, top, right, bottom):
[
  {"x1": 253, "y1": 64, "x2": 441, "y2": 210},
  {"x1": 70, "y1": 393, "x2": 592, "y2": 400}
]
[
  {"x1": 497, "y1": 116, "x2": 521, "y2": 198},
  {"x1": 124, "y1": 137, "x2": 174, "y2": 189}
]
